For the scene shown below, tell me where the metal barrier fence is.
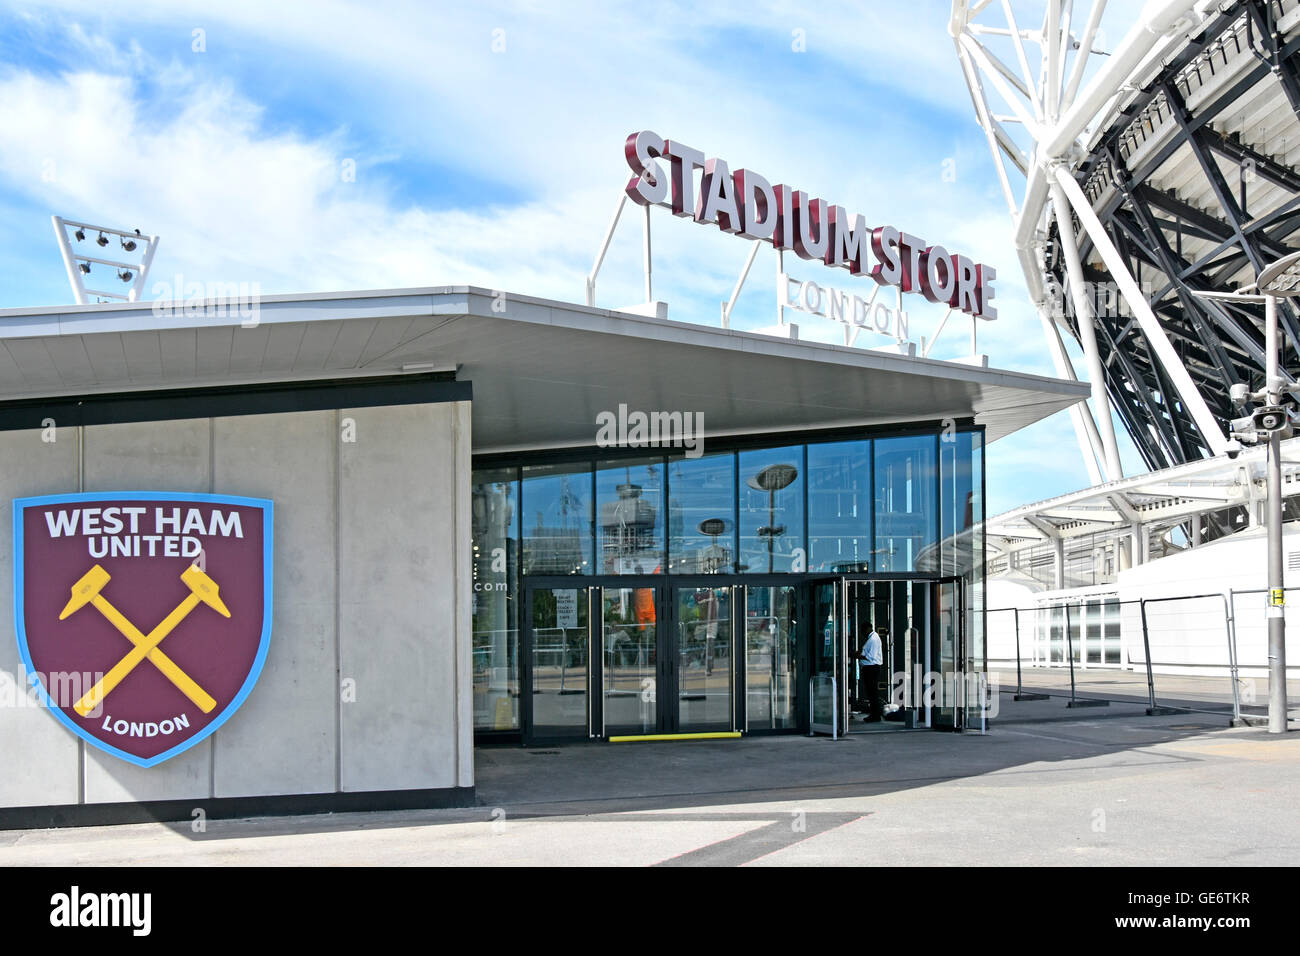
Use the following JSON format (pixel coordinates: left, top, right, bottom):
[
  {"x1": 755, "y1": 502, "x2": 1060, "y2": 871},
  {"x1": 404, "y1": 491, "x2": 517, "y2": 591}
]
[{"x1": 987, "y1": 588, "x2": 1300, "y2": 724}]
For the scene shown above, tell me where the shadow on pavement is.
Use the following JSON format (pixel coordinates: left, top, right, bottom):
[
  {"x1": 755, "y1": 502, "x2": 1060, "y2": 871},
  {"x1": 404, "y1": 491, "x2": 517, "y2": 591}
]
[{"x1": 124, "y1": 690, "x2": 1299, "y2": 844}]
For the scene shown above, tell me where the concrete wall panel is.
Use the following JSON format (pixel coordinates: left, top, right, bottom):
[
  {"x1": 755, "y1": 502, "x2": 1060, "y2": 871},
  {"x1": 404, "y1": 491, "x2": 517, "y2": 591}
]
[
  {"x1": 338, "y1": 403, "x2": 464, "y2": 792},
  {"x1": 0, "y1": 428, "x2": 80, "y2": 807},
  {"x1": 211, "y1": 410, "x2": 336, "y2": 798}
]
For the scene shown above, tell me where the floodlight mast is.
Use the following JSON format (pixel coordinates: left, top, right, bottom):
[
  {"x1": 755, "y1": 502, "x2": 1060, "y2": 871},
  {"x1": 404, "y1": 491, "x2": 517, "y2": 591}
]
[{"x1": 52, "y1": 216, "x2": 159, "y2": 305}]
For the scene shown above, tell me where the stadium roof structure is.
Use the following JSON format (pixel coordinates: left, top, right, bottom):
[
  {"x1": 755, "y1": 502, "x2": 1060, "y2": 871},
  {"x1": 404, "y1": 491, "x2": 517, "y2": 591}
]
[
  {"x1": 988, "y1": 433, "x2": 1300, "y2": 564},
  {"x1": 951, "y1": 0, "x2": 1300, "y2": 480}
]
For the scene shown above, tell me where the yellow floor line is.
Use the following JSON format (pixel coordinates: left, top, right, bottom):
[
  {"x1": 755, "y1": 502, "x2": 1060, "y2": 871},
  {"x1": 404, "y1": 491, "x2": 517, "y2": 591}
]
[{"x1": 608, "y1": 731, "x2": 742, "y2": 742}]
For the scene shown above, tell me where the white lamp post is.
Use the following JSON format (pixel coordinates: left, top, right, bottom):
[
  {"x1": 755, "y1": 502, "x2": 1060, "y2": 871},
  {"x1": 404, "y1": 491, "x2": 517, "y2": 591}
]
[
  {"x1": 1254, "y1": 252, "x2": 1300, "y2": 734},
  {"x1": 1196, "y1": 250, "x2": 1300, "y2": 733}
]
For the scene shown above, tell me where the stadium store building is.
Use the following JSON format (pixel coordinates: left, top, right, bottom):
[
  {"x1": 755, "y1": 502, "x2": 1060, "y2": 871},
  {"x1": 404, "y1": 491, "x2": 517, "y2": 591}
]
[{"x1": 0, "y1": 287, "x2": 1086, "y2": 826}]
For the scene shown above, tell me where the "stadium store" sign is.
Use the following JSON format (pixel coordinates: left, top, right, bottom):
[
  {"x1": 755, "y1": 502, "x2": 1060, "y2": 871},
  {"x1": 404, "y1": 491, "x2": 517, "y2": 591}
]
[{"x1": 623, "y1": 130, "x2": 997, "y2": 322}]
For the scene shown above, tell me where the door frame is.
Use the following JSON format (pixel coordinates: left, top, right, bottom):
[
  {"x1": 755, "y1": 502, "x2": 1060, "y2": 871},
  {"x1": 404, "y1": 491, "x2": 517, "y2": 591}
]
[
  {"x1": 596, "y1": 578, "x2": 667, "y2": 738},
  {"x1": 521, "y1": 580, "x2": 599, "y2": 744},
  {"x1": 802, "y1": 573, "x2": 970, "y2": 733},
  {"x1": 929, "y1": 574, "x2": 966, "y2": 731},
  {"x1": 806, "y1": 575, "x2": 849, "y2": 737},
  {"x1": 521, "y1": 576, "x2": 744, "y2": 741},
  {"x1": 520, "y1": 572, "x2": 974, "y2": 742},
  {"x1": 668, "y1": 579, "x2": 740, "y2": 735},
  {"x1": 737, "y1": 581, "x2": 803, "y2": 735}
]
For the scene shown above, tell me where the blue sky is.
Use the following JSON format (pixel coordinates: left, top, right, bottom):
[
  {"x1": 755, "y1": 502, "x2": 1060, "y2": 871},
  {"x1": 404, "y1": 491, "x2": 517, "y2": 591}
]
[{"x1": 0, "y1": 0, "x2": 1147, "y2": 513}]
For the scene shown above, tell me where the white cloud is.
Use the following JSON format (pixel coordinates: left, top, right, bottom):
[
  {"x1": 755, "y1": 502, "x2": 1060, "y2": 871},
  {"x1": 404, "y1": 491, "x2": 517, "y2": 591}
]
[
  {"x1": 0, "y1": 2, "x2": 1143, "y2": 512},
  {"x1": 0, "y1": 65, "x2": 606, "y2": 300}
]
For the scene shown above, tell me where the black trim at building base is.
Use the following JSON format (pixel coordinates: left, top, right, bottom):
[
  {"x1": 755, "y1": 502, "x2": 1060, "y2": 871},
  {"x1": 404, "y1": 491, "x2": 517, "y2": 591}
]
[{"x1": 0, "y1": 785, "x2": 477, "y2": 831}]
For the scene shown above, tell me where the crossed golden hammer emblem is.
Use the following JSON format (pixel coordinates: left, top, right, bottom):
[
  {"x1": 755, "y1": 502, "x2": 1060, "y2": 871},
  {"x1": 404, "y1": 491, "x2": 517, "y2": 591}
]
[{"x1": 59, "y1": 563, "x2": 230, "y2": 718}]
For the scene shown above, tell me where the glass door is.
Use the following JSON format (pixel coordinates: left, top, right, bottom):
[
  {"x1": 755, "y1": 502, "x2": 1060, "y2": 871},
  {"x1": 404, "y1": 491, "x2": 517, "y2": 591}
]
[
  {"x1": 909, "y1": 581, "x2": 931, "y2": 727},
  {"x1": 846, "y1": 580, "x2": 887, "y2": 724},
  {"x1": 932, "y1": 578, "x2": 961, "y2": 730},
  {"x1": 674, "y1": 586, "x2": 734, "y2": 732},
  {"x1": 525, "y1": 585, "x2": 593, "y2": 740},
  {"x1": 960, "y1": 576, "x2": 987, "y2": 733},
  {"x1": 744, "y1": 585, "x2": 798, "y2": 731},
  {"x1": 809, "y1": 578, "x2": 847, "y2": 737},
  {"x1": 601, "y1": 585, "x2": 659, "y2": 736},
  {"x1": 837, "y1": 579, "x2": 931, "y2": 727}
]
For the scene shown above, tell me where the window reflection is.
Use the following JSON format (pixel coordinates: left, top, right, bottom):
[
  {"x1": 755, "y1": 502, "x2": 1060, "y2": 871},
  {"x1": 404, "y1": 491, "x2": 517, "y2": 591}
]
[
  {"x1": 479, "y1": 428, "x2": 988, "y2": 742},
  {"x1": 739, "y1": 447, "x2": 804, "y2": 574},
  {"x1": 597, "y1": 458, "x2": 664, "y2": 575},
  {"x1": 471, "y1": 467, "x2": 519, "y2": 731},
  {"x1": 937, "y1": 430, "x2": 982, "y2": 576},
  {"x1": 745, "y1": 585, "x2": 797, "y2": 729},
  {"x1": 603, "y1": 587, "x2": 658, "y2": 734},
  {"x1": 967, "y1": 430, "x2": 985, "y2": 677},
  {"x1": 496, "y1": 429, "x2": 972, "y2": 581},
  {"x1": 522, "y1": 462, "x2": 593, "y2": 575},
  {"x1": 529, "y1": 587, "x2": 589, "y2": 736},
  {"x1": 808, "y1": 440, "x2": 871, "y2": 572},
  {"x1": 677, "y1": 587, "x2": 733, "y2": 731},
  {"x1": 874, "y1": 435, "x2": 938, "y2": 573},
  {"x1": 668, "y1": 452, "x2": 736, "y2": 574}
]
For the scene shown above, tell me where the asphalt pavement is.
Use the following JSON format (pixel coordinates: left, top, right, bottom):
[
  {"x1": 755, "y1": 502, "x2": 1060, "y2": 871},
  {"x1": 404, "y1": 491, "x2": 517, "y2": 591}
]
[{"x1": 3, "y1": 693, "x2": 1297, "y2": 866}]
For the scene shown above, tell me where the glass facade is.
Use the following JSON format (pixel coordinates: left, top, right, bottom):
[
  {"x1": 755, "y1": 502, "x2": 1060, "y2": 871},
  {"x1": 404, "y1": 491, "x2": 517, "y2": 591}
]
[
  {"x1": 529, "y1": 586, "x2": 589, "y2": 737},
  {"x1": 602, "y1": 587, "x2": 658, "y2": 735},
  {"x1": 937, "y1": 429, "x2": 985, "y2": 689},
  {"x1": 596, "y1": 458, "x2": 664, "y2": 575},
  {"x1": 873, "y1": 435, "x2": 938, "y2": 573},
  {"x1": 738, "y1": 446, "x2": 804, "y2": 574},
  {"x1": 676, "y1": 586, "x2": 733, "y2": 731},
  {"x1": 667, "y1": 452, "x2": 736, "y2": 574},
  {"x1": 522, "y1": 462, "x2": 592, "y2": 575},
  {"x1": 808, "y1": 440, "x2": 872, "y2": 573},
  {"x1": 471, "y1": 468, "x2": 520, "y2": 731},
  {"x1": 472, "y1": 424, "x2": 985, "y2": 734},
  {"x1": 744, "y1": 585, "x2": 797, "y2": 730}
]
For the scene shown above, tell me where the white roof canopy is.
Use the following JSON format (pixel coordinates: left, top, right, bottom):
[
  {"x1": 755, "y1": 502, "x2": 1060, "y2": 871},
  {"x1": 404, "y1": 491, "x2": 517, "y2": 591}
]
[{"x1": 0, "y1": 286, "x2": 1089, "y2": 452}]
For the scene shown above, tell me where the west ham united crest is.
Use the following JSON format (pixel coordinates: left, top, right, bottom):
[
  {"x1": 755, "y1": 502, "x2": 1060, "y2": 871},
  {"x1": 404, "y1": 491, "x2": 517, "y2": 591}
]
[{"x1": 14, "y1": 492, "x2": 273, "y2": 768}]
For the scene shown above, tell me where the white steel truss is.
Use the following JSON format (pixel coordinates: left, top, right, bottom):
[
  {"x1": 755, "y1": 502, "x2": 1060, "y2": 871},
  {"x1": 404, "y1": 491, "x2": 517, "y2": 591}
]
[
  {"x1": 52, "y1": 216, "x2": 159, "y2": 305},
  {"x1": 950, "y1": 0, "x2": 1233, "y2": 483}
]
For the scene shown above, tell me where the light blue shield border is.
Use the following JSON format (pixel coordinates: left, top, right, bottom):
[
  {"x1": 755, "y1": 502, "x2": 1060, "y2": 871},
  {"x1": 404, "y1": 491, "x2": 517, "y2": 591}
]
[{"x1": 13, "y1": 491, "x2": 274, "y2": 768}]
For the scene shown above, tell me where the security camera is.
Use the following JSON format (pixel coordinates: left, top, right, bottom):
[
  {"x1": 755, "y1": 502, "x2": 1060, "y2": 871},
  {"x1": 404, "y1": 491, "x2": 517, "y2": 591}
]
[
  {"x1": 1230, "y1": 382, "x2": 1250, "y2": 404},
  {"x1": 1253, "y1": 405, "x2": 1291, "y2": 434},
  {"x1": 1225, "y1": 438, "x2": 1243, "y2": 460}
]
